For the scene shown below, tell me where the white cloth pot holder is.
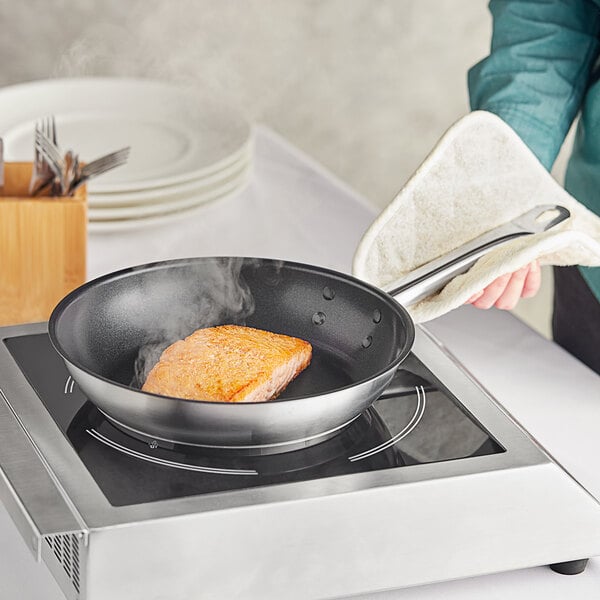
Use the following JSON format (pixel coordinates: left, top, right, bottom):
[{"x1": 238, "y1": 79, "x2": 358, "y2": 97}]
[{"x1": 353, "y1": 110, "x2": 600, "y2": 323}]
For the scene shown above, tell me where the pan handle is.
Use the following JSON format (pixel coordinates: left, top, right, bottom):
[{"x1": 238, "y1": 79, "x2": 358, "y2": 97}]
[{"x1": 385, "y1": 204, "x2": 570, "y2": 307}]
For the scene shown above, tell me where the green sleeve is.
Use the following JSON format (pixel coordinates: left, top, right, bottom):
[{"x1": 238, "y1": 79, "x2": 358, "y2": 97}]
[{"x1": 468, "y1": 0, "x2": 600, "y2": 170}]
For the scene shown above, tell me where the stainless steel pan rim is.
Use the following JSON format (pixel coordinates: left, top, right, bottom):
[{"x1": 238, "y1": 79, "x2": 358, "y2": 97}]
[
  {"x1": 49, "y1": 256, "x2": 415, "y2": 407},
  {"x1": 101, "y1": 409, "x2": 363, "y2": 452}
]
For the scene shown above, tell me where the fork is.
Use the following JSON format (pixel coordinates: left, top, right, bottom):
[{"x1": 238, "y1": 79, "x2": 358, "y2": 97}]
[
  {"x1": 30, "y1": 117, "x2": 130, "y2": 196},
  {"x1": 80, "y1": 147, "x2": 130, "y2": 177},
  {"x1": 35, "y1": 127, "x2": 66, "y2": 194},
  {"x1": 69, "y1": 147, "x2": 130, "y2": 193},
  {"x1": 29, "y1": 117, "x2": 60, "y2": 195}
]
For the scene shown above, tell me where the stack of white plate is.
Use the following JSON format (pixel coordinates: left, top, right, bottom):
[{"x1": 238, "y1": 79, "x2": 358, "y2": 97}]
[{"x1": 0, "y1": 78, "x2": 253, "y2": 233}]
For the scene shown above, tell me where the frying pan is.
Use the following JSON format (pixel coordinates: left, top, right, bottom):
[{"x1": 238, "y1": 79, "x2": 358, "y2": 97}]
[{"x1": 49, "y1": 205, "x2": 569, "y2": 452}]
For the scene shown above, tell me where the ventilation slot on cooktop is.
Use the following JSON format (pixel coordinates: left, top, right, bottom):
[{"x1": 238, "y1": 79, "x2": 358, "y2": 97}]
[{"x1": 45, "y1": 533, "x2": 81, "y2": 595}]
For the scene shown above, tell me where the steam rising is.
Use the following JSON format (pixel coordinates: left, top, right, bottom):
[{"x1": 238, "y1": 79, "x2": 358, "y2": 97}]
[
  {"x1": 131, "y1": 257, "x2": 266, "y2": 388},
  {"x1": 54, "y1": 1, "x2": 307, "y2": 120}
]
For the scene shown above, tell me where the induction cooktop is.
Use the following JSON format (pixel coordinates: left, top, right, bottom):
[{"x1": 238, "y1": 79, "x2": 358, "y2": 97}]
[
  {"x1": 1, "y1": 322, "x2": 599, "y2": 600},
  {"x1": 4, "y1": 333, "x2": 503, "y2": 506}
]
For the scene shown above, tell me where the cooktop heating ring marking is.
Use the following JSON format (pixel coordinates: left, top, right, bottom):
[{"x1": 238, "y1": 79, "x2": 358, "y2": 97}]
[
  {"x1": 348, "y1": 385, "x2": 427, "y2": 462},
  {"x1": 86, "y1": 429, "x2": 259, "y2": 475},
  {"x1": 64, "y1": 376, "x2": 75, "y2": 394}
]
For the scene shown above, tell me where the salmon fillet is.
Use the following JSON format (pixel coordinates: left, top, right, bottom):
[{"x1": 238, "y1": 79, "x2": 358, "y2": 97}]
[{"x1": 142, "y1": 325, "x2": 312, "y2": 403}]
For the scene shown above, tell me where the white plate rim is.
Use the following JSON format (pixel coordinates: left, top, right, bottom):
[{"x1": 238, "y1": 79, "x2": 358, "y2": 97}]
[
  {"x1": 88, "y1": 164, "x2": 251, "y2": 221},
  {"x1": 88, "y1": 148, "x2": 253, "y2": 208},
  {"x1": 88, "y1": 171, "x2": 252, "y2": 234}
]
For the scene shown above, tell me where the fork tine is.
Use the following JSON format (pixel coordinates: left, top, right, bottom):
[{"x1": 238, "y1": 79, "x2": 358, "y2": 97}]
[
  {"x1": 36, "y1": 143, "x2": 61, "y2": 175},
  {"x1": 30, "y1": 118, "x2": 65, "y2": 196},
  {"x1": 43, "y1": 115, "x2": 54, "y2": 145},
  {"x1": 81, "y1": 160, "x2": 127, "y2": 180},
  {"x1": 33, "y1": 121, "x2": 41, "y2": 157},
  {"x1": 37, "y1": 131, "x2": 63, "y2": 165},
  {"x1": 68, "y1": 146, "x2": 130, "y2": 194},
  {"x1": 30, "y1": 121, "x2": 47, "y2": 195},
  {"x1": 81, "y1": 147, "x2": 130, "y2": 176},
  {"x1": 85, "y1": 157, "x2": 128, "y2": 177},
  {"x1": 83, "y1": 157, "x2": 127, "y2": 175},
  {"x1": 89, "y1": 147, "x2": 130, "y2": 164},
  {"x1": 39, "y1": 117, "x2": 57, "y2": 149},
  {"x1": 36, "y1": 130, "x2": 65, "y2": 183},
  {"x1": 84, "y1": 157, "x2": 128, "y2": 177}
]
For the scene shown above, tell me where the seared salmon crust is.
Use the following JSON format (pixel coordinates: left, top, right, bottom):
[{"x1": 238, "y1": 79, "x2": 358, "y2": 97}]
[{"x1": 142, "y1": 325, "x2": 312, "y2": 403}]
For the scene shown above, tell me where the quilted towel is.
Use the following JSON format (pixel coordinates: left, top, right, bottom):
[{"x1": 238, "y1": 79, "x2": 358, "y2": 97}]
[{"x1": 352, "y1": 111, "x2": 600, "y2": 323}]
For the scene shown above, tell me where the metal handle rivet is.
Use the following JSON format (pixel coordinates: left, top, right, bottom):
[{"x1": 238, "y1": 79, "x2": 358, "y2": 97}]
[{"x1": 312, "y1": 312, "x2": 326, "y2": 325}]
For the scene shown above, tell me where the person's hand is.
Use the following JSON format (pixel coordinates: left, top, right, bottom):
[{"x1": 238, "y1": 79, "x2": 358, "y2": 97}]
[{"x1": 465, "y1": 261, "x2": 541, "y2": 310}]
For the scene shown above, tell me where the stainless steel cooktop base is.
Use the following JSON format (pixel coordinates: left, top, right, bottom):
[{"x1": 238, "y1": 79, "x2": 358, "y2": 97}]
[{"x1": 1, "y1": 321, "x2": 599, "y2": 600}]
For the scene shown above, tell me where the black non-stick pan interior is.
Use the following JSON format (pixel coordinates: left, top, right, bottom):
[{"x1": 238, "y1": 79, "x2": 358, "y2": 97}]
[{"x1": 50, "y1": 257, "x2": 413, "y2": 399}]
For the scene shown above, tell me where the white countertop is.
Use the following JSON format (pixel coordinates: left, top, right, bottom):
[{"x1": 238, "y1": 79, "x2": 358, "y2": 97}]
[{"x1": 1, "y1": 126, "x2": 599, "y2": 600}]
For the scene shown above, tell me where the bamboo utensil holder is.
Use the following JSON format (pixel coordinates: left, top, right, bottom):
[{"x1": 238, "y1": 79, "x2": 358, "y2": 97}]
[{"x1": 0, "y1": 162, "x2": 86, "y2": 326}]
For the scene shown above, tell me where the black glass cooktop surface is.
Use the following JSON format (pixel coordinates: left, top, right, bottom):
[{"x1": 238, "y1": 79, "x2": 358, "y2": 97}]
[{"x1": 4, "y1": 334, "x2": 503, "y2": 507}]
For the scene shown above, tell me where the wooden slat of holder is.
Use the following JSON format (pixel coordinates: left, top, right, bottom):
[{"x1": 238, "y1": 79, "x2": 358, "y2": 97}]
[{"x1": 0, "y1": 162, "x2": 86, "y2": 326}]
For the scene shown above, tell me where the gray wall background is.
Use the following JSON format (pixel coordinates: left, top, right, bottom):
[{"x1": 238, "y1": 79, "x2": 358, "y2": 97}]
[
  {"x1": 0, "y1": 0, "x2": 490, "y2": 208},
  {"x1": 0, "y1": 0, "x2": 557, "y2": 335}
]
